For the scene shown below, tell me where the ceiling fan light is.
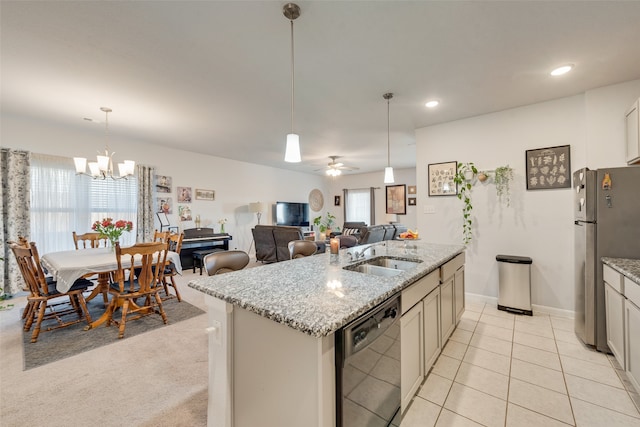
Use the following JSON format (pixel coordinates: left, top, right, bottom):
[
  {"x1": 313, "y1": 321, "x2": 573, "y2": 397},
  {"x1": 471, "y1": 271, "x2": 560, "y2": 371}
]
[
  {"x1": 384, "y1": 166, "x2": 395, "y2": 184},
  {"x1": 425, "y1": 100, "x2": 439, "y2": 108},
  {"x1": 550, "y1": 64, "x2": 573, "y2": 76},
  {"x1": 284, "y1": 133, "x2": 301, "y2": 163}
]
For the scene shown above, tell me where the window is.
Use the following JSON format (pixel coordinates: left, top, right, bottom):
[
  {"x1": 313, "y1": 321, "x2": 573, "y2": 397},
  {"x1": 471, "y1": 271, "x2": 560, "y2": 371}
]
[
  {"x1": 345, "y1": 188, "x2": 371, "y2": 225},
  {"x1": 30, "y1": 153, "x2": 137, "y2": 253}
]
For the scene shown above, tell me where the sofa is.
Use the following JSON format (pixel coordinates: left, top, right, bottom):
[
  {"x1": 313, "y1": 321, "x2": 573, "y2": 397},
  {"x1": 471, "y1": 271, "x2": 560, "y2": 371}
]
[
  {"x1": 331, "y1": 222, "x2": 409, "y2": 244},
  {"x1": 252, "y1": 225, "x2": 325, "y2": 263}
]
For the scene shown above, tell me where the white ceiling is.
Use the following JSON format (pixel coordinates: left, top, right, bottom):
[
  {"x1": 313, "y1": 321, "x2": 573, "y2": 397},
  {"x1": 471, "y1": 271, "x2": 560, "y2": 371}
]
[{"x1": 3, "y1": 1, "x2": 640, "y2": 175}]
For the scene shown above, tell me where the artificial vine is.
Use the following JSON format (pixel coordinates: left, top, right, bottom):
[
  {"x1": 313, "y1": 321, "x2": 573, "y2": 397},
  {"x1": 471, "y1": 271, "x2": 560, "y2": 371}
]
[
  {"x1": 453, "y1": 162, "x2": 478, "y2": 245},
  {"x1": 494, "y1": 165, "x2": 514, "y2": 207}
]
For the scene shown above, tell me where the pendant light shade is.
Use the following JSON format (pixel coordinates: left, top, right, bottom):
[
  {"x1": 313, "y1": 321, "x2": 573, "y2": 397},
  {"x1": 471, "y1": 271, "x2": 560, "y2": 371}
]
[
  {"x1": 285, "y1": 133, "x2": 301, "y2": 163},
  {"x1": 383, "y1": 93, "x2": 395, "y2": 184},
  {"x1": 283, "y1": 3, "x2": 302, "y2": 163}
]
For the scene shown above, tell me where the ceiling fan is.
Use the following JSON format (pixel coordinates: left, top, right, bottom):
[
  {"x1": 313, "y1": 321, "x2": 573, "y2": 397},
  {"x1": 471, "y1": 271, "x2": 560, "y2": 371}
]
[{"x1": 315, "y1": 155, "x2": 359, "y2": 176}]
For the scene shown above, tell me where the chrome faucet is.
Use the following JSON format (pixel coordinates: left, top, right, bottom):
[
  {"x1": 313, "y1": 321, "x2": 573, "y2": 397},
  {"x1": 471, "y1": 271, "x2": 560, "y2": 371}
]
[{"x1": 348, "y1": 243, "x2": 384, "y2": 262}]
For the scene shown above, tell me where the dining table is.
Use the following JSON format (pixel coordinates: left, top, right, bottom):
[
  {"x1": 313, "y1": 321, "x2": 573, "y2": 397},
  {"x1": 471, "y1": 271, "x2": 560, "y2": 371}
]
[{"x1": 40, "y1": 247, "x2": 183, "y2": 329}]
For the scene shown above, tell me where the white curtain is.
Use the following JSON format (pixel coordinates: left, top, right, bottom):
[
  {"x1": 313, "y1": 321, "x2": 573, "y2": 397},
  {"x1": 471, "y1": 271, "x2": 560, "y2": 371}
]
[
  {"x1": 30, "y1": 153, "x2": 137, "y2": 254},
  {"x1": 1, "y1": 148, "x2": 31, "y2": 295},
  {"x1": 136, "y1": 164, "x2": 155, "y2": 243},
  {"x1": 345, "y1": 188, "x2": 372, "y2": 225}
]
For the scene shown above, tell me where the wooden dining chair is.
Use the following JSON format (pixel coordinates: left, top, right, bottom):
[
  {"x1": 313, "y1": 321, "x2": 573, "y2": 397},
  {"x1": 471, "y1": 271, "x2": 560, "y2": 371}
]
[
  {"x1": 10, "y1": 241, "x2": 93, "y2": 343},
  {"x1": 73, "y1": 231, "x2": 108, "y2": 249},
  {"x1": 203, "y1": 250, "x2": 250, "y2": 276},
  {"x1": 288, "y1": 240, "x2": 317, "y2": 259},
  {"x1": 160, "y1": 231, "x2": 184, "y2": 301},
  {"x1": 153, "y1": 230, "x2": 171, "y2": 243},
  {"x1": 107, "y1": 241, "x2": 169, "y2": 339}
]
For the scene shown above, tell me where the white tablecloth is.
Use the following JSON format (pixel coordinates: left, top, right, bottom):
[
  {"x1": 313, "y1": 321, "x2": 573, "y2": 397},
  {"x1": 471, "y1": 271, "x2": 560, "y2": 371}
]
[{"x1": 40, "y1": 248, "x2": 183, "y2": 293}]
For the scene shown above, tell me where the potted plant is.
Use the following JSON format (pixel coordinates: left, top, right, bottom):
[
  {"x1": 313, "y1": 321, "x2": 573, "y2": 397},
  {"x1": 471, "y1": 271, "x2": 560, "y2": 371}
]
[
  {"x1": 494, "y1": 165, "x2": 514, "y2": 207},
  {"x1": 313, "y1": 212, "x2": 336, "y2": 240},
  {"x1": 453, "y1": 162, "x2": 478, "y2": 245}
]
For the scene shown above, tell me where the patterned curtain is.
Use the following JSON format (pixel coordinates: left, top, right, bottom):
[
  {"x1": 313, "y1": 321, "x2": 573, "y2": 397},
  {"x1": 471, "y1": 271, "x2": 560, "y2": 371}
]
[
  {"x1": 136, "y1": 164, "x2": 155, "y2": 243},
  {"x1": 1, "y1": 149, "x2": 30, "y2": 295}
]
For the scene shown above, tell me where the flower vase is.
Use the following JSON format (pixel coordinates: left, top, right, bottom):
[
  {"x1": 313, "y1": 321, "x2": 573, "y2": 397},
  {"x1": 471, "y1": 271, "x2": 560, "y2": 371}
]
[
  {"x1": 109, "y1": 238, "x2": 119, "y2": 252},
  {"x1": 220, "y1": 224, "x2": 225, "y2": 234}
]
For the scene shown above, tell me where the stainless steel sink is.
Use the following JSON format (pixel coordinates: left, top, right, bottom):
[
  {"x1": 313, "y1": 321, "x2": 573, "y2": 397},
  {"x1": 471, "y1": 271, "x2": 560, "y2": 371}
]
[
  {"x1": 347, "y1": 264, "x2": 404, "y2": 277},
  {"x1": 362, "y1": 257, "x2": 422, "y2": 271},
  {"x1": 343, "y1": 256, "x2": 422, "y2": 277}
]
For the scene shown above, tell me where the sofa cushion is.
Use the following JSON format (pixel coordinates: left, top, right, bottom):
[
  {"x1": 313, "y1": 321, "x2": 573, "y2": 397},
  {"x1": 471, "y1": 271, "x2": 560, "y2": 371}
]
[{"x1": 272, "y1": 226, "x2": 304, "y2": 262}]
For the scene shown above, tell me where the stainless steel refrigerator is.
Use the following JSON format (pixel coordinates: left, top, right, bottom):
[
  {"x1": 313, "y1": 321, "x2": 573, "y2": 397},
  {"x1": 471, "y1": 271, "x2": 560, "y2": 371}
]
[{"x1": 574, "y1": 166, "x2": 640, "y2": 352}]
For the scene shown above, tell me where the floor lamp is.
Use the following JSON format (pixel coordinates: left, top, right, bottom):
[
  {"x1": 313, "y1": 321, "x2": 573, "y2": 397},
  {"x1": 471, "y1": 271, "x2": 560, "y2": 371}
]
[{"x1": 248, "y1": 202, "x2": 264, "y2": 257}]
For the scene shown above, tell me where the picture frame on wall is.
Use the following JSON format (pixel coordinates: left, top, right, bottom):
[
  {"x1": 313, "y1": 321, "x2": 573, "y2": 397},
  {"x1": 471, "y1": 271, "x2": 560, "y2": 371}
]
[
  {"x1": 177, "y1": 186, "x2": 192, "y2": 203},
  {"x1": 428, "y1": 161, "x2": 457, "y2": 196},
  {"x1": 155, "y1": 175, "x2": 172, "y2": 193},
  {"x1": 408, "y1": 197, "x2": 416, "y2": 206},
  {"x1": 157, "y1": 197, "x2": 172, "y2": 214},
  {"x1": 386, "y1": 184, "x2": 406, "y2": 215},
  {"x1": 195, "y1": 188, "x2": 215, "y2": 201},
  {"x1": 525, "y1": 145, "x2": 571, "y2": 190},
  {"x1": 408, "y1": 185, "x2": 417, "y2": 195},
  {"x1": 334, "y1": 195, "x2": 341, "y2": 206}
]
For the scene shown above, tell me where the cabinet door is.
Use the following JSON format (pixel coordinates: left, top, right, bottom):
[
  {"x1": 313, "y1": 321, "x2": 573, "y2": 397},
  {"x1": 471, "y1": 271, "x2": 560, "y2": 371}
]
[
  {"x1": 401, "y1": 302, "x2": 424, "y2": 413},
  {"x1": 454, "y1": 266, "x2": 465, "y2": 324},
  {"x1": 625, "y1": 299, "x2": 640, "y2": 392},
  {"x1": 441, "y1": 277, "x2": 455, "y2": 344},
  {"x1": 605, "y1": 282, "x2": 625, "y2": 367},
  {"x1": 626, "y1": 99, "x2": 639, "y2": 165},
  {"x1": 423, "y1": 288, "x2": 441, "y2": 372}
]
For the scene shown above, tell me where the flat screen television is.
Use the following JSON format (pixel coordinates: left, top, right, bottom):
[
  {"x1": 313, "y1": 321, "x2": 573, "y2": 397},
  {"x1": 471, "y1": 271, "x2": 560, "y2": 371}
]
[{"x1": 275, "y1": 201, "x2": 310, "y2": 227}]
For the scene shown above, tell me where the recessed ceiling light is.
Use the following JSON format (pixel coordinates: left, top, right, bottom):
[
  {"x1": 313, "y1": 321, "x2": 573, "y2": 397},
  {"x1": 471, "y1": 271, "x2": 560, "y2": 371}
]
[
  {"x1": 550, "y1": 64, "x2": 573, "y2": 76},
  {"x1": 425, "y1": 100, "x2": 440, "y2": 108}
]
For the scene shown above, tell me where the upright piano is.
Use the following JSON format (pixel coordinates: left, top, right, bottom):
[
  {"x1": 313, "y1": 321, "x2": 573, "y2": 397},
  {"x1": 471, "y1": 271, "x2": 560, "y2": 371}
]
[{"x1": 181, "y1": 228, "x2": 232, "y2": 270}]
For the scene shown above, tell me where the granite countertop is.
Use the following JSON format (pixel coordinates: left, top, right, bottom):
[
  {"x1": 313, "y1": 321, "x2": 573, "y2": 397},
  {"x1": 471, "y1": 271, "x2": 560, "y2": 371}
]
[
  {"x1": 602, "y1": 257, "x2": 640, "y2": 285},
  {"x1": 188, "y1": 240, "x2": 464, "y2": 337}
]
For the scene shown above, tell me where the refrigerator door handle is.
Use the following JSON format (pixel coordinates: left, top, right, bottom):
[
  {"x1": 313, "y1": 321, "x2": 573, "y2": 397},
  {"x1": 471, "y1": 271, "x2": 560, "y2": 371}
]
[{"x1": 575, "y1": 220, "x2": 582, "y2": 226}]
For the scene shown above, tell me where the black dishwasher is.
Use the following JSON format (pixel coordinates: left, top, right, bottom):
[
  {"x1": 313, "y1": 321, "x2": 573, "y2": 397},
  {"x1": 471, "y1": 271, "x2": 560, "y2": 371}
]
[{"x1": 335, "y1": 295, "x2": 401, "y2": 427}]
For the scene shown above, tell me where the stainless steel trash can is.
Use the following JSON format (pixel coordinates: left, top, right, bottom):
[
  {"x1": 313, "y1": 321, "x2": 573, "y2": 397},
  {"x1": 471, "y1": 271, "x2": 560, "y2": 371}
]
[{"x1": 496, "y1": 255, "x2": 533, "y2": 316}]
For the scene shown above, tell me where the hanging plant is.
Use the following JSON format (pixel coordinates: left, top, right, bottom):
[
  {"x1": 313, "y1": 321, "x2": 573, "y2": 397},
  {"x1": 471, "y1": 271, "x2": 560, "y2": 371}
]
[
  {"x1": 494, "y1": 165, "x2": 514, "y2": 207},
  {"x1": 453, "y1": 162, "x2": 478, "y2": 245}
]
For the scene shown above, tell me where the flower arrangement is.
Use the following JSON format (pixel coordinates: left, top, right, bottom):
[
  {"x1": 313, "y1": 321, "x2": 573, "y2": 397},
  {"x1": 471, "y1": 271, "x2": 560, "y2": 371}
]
[
  {"x1": 218, "y1": 218, "x2": 228, "y2": 233},
  {"x1": 92, "y1": 218, "x2": 133, "y2": 248}
]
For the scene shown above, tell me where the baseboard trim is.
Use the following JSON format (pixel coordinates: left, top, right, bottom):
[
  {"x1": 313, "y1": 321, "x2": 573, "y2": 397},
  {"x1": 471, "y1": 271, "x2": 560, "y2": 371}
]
[{"x1": 465, "y1": 292, "x2": 574, "y2": 319}]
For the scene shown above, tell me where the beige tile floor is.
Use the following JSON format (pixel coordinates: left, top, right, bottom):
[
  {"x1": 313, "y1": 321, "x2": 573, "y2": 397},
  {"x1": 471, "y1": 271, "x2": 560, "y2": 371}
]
[{"x1": 400, "y1": 301, "x2": 640, "y2": 427}]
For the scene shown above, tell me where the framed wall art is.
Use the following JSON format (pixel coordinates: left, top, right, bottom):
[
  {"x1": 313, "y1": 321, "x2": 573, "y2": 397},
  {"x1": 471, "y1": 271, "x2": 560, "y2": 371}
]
[
  {"x1": 155, "y1": 175, "x2": 172, "y2": 193},
  {"x1": 177, "y1": 186, "x2": 192, "y2": 203},
  {"x1": 525, "y1": 145, "x2": 571, "y2": 190},
  {"x1": 408, "y1": 197, "x2": 416, "y2": 206},
  {"x1": 157, "y1": 197, "x2": 172, "y2": 214},
  {"x1": 428, "y1": 161, "x2": 457, "y2": 196},
  {"x1": 408, "y1": 185, "x2": 417, "y2": 195},
  {"x1": 195, "y1": 188, "x2": 215, "y2": 201},
  {"x1": 334, "y1": 195, "x2": 341, "y2": 206},
  {"x1": 386, "y1": 184, "x2": 406, "y2": 215}
]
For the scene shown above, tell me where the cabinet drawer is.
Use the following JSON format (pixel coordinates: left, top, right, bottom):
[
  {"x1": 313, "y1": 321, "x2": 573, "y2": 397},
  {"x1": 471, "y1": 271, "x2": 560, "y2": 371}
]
[
  {"x1": 603, "y1": 264, "x2": 624, "y2": 293},
  {"x1": 441, "y1": 253, "x2": 465, "y2": 282},
  {"x1": 402, "y1": 269, "x2": 439, "y2": 315},
  {"x1": 626, "y1": 277, "x2": 640, "y2": 308}
]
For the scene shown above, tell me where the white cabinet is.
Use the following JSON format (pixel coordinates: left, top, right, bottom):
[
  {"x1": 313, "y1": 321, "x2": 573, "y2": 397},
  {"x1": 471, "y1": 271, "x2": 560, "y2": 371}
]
[
  {"x1": 401, "y1": 302, "x2": 424, "y2": 413},
  {"x1": 626, "y1": 98, "x2": 640, "y2": 165},
  {"x1": 454, "y1": 266, "x2": 465, "y2": 323},
  {"x1": 440, "y1": 277, "x2": 455, "y2": 343},
  {"x1": 625, "y1": 298, "x2": 640, "y2": 392},
  {"x1": 423, "y1": 287, "x2": 441, "y2": 371},
  {"x1": 605, "y1": 282, "x2": 625, "y2": 366}
]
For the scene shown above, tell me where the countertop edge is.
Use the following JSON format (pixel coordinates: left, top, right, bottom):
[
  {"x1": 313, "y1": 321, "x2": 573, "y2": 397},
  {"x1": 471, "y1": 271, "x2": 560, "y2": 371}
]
[{"x1": 602, "y1": 257, "x2": 640, "y2": 285}]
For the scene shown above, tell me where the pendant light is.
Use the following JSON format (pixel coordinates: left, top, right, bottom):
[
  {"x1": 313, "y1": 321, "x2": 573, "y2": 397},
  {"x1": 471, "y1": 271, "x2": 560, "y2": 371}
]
[
  {"x1": 74, "y1": 107, "x2": 135, "y2": 179},
  {"x1": 383, "y1": 93, "x2": 395, "y2": 184},
  {"x1": 283, "y1": 3, "x2": 301, "y2": 163}
]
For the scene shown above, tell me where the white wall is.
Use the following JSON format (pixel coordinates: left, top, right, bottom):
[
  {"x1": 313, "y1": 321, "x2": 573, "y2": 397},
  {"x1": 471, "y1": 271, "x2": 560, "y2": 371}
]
[
  {"x1": 2, "y1": 114, "x2": 328, "y2": 255},
  {"x1": 326, "y1": 167, "x2": 417, "y2": 230},
  {"x1": 416, "y1": 79, "x2": 640, "y2": 311}
]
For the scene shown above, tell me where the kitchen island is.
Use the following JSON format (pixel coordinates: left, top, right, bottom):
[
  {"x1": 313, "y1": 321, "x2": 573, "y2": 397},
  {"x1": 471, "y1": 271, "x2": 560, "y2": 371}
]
[{"x1": 189, "y1": 240, "x2": 465, "y2": 427}]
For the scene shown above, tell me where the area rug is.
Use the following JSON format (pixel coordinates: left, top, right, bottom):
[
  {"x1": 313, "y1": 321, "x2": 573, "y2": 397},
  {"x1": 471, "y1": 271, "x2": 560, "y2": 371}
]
[{"x1": 22, "y1": 297, "x2": 205, "y2": 370}]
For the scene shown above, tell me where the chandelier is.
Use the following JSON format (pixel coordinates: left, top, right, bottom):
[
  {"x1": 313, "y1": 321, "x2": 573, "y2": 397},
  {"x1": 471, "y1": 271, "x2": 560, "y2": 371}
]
[{"x1": 74, "y1": 107, "x2": 135, "y2": 179}]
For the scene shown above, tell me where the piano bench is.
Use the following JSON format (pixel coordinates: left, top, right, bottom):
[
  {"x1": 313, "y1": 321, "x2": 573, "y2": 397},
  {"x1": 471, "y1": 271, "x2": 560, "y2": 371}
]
[{"x1": 193, "y1": 249, "x2": 225, "y2": 275}]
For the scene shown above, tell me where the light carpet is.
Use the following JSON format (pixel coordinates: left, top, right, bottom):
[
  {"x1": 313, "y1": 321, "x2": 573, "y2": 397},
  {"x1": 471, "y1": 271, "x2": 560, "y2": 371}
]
[{"x1": 22, "y1": 295, "x2": 205, "y2": 370}]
